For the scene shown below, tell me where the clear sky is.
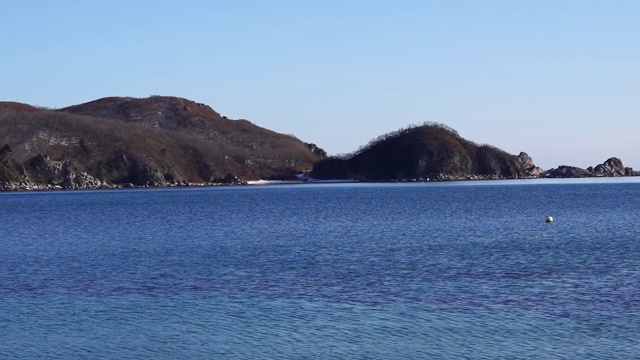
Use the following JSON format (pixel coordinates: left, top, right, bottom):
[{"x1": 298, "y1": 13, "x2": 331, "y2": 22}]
[{"x1": 2, "y1": 0, "x2": 639, "y2": 170}]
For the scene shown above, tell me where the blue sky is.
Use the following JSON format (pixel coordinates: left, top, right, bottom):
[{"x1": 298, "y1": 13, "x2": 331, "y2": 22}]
[{"x1": 2, "y1": 1, "x2": 639, "y2": 169}]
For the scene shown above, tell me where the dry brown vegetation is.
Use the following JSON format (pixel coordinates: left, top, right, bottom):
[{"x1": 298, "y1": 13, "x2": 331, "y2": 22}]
[
  {"x1": 0, "y1": 96, "x2": 325, "y2": 186},
  {"x1": 0, "y1": 102, "x2": 42, "y2": 113}
]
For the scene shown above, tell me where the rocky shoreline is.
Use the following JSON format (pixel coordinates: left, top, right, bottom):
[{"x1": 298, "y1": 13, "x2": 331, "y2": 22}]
[
  {"x1": 2, "y1": 136, "x2": 638, "y2": 192},
  {"x1": 3, "y1": 99, "x2": 637, "y2": 192},
  {"x1": 1, "y1": 142, "x2": 248, "y2": 191},
  {"x1": 3, "y1": 159, "x2": 638, "y2": 192},
  {"x1": 0, "y1": 180, "x2": 245, "y2": 192},
  {"x1": 387, "y1": 157, "x2": 640, "y2": 182}
]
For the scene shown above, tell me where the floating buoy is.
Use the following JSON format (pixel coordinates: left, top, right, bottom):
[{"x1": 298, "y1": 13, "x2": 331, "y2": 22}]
[{"x1": 545, "y1": 216, "x2": 554, "y2": 223}]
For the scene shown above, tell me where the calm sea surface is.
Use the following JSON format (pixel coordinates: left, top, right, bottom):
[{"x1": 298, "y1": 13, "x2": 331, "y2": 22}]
[{"x1": 1, "y1": 179, "x2": 639, "y2": 359}]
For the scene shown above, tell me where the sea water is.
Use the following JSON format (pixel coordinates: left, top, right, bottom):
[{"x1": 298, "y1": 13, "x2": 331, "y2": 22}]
[{"x1": 1, "y1": 179, "x2": 639, "y2": 359}]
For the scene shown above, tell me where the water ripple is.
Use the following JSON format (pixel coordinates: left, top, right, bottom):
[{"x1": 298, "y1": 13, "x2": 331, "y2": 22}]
[{"x1": 1, "y1": 183, "x2": 640, "y2": 358}]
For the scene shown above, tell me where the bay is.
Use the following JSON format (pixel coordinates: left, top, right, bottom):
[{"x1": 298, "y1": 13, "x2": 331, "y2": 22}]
[{"x1": 1, "y1": 179, "x2": 639, "y2": 359}]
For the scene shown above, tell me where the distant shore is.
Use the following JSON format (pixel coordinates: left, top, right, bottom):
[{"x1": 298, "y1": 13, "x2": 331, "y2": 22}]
[{"x1": 4, "y1": 175, "x2": 640, "y2": 192}]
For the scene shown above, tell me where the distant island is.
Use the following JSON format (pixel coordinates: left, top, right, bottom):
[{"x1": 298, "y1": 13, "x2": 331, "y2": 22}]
[{"x1": 1, "y1": 96, "x2": 637, "y2": 191}]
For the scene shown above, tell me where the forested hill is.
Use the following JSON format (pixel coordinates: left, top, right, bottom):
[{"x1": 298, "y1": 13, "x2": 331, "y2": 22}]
[
  {"x1": 311, "y1": 123, "x2": 543, "y2": 181},
  {"x1": 0, "y1": 96, "x2": 326, "y2": 190}
]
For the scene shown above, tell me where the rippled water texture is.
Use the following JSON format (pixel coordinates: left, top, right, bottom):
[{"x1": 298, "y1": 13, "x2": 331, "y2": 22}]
[{"x1": 1, "y1": 180, "x2": 639, "y2": 358}]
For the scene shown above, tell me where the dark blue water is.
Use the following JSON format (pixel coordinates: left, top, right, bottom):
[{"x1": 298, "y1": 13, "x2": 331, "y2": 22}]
[{"x1": 1, "y1": 180, "x2": 639, "y2": 359}]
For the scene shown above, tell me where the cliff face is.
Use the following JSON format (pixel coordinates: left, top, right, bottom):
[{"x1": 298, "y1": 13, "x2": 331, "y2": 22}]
[
  {"x1": 312, "y1": 123, "x2": 539, "y2": 181},
  {"x1": 0, "y1": 96, "x2": 326, "y2": 189},
  {"x1": 0, "y1": 145, "x2": 29, "y2": 189},
  {"x1": 1, "y1": 146, "x2": 102, "y2": 190}
]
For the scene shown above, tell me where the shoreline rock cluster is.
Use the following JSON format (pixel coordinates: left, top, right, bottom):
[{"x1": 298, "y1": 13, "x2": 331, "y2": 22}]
[
  {"x1": 0, "y1": 144, "x2": 245, "y2": 191},
  {"x1": 542, "y1": 157, "x2": 639, "y2": 178}
]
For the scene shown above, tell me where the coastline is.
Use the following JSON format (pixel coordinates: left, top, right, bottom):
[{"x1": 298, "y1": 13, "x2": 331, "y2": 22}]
[{"x1": 4, "y1": 175, "x2": 640, "y2": 192}]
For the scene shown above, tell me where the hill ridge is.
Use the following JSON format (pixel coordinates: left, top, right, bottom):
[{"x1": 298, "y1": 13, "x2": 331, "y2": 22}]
[
  {"x1": 312, "y1": 122, "x2": 542, "y2": 181},
  {"x1": 1, "y1": 96, "x2": 326, "y2": 189}
]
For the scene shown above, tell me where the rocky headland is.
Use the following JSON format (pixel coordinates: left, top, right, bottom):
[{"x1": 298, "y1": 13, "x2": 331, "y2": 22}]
[
  {"x1": 1, "y1": 98, "x2": 638, "y2": 191},
  {"x1": 1, "y1": 96, "x2": 326, "y2": 190},
  {"x1": 311, "y1": 123, "x2": 544, "y2": 181},
  {"x1": 310, "y1": 123, "x2": 638, "y2": 182}
]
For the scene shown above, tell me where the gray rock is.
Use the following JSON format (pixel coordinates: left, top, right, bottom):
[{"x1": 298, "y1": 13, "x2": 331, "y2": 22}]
[
  {"x1": 24, "y1": 154, "x2": 105, "y2": 189},
  {"x1": 592, "y1": 157, "x2": 625, "y2": 176},
  {"x1": 545, "y1": 157, "x2": 640, "y2": 178},
  {"x1": 543, "y1": 165, "x2": 591, "y2": 178},
  {"x1": 0, "y1": 144, "x2": 30, "y2": 186},
  {"x1": 518, "y1": 152, "x2": 544, "y2": 176}
]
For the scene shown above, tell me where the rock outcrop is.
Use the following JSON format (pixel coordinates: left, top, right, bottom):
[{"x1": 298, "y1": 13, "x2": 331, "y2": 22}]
[
  {"x1": 0, "y1": 145, "x2": 251, "y2": 190},
  {"x1": 543, "y1": 165, "x2": 592, "y2": 178},
  {"x1": 2, "y1": 152, "x2": 105, "y2": 190},
  {"x1": 518, "y1": 152, "x2": 544, "y2": 176},
  {"x1": 544, "y1": 157, "x2": 640, "y2": 178},
  {"x1": 0, "y1": 141, "x2": 258, "y2": 190},
  {"x1": 93, "y1": 152, "x2": 175, "y2": 187},
  {"x1": 591, "y1": 157, "x2": 625, "y2": 176},
  {"x1": 0, "y1": 145, "x2": 32, "y2": 190}
]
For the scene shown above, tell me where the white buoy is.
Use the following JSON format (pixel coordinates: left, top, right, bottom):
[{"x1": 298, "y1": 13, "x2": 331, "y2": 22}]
[{"x1": 545, "y1": 216, "x2": 554, "y2": 223}]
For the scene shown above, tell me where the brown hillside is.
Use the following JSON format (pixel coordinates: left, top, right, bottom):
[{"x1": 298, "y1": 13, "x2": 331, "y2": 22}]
[
  {"x1": 59, "y1": 96, "x2": 325, "y2": 161},
  {"x1": 60, "y1": 96, "x2": 226, "y2": 130},
  {"x1": 0, "y1": 101, "x2": 42, "y2": 114},
  {"x1": 1, "y1": 97, "x2": 326, "y2": 188}
]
